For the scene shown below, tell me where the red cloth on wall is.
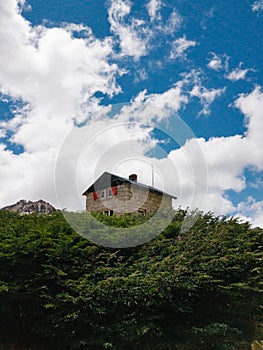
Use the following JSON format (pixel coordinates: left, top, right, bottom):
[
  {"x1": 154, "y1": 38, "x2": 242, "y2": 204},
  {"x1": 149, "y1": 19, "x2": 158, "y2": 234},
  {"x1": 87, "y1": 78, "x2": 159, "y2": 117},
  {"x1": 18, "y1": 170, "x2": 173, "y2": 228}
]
[
  {"x1": 93, "y1": 192, "x2": 98, "y2": 200},
  {"x1": 112, "y1": 186, "x2": 117, "y2": 195}
]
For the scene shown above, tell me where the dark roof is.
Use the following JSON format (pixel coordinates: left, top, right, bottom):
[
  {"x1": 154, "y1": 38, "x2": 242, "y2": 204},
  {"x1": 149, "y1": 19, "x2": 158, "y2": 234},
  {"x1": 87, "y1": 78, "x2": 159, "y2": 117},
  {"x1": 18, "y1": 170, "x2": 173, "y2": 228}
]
[{"x1": 82, "y1": 172, "x2": 177, "y2": 199}]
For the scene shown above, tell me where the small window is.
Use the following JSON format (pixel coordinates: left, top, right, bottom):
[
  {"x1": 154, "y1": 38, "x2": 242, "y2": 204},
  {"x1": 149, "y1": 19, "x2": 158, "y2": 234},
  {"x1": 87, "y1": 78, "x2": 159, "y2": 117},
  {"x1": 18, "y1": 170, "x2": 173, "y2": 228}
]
[
  {"x1": 138, "y1": 209, "x2": 146, "y2": 216},
  {"x1": 103, "y1": 210, "x2": 114, "y2": 216},
  {"x1": 100, "y1": 191, "x2": 105, "y2": 199},
  {"x1": 108, "y1": 189, "x2": 112, "y2": 198}
]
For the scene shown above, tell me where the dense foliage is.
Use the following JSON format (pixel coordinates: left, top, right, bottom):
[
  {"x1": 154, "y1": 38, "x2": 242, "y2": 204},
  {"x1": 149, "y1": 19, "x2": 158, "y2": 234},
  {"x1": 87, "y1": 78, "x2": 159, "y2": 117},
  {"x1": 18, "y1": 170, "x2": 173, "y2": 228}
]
[{"x1": 0, "y1": 210, "x2": 262, "y2": 349}]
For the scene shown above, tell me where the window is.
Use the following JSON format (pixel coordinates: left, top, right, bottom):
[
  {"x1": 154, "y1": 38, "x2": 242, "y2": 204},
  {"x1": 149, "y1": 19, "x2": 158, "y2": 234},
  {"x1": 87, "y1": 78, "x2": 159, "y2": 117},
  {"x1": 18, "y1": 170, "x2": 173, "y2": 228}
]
[
  {"x1": 103, "y1": 210, "x2": 114, "y2": 216},
  {"x1": 99, "y1": 188, "x2": 115, "y2": 200},
  {"x1": 138, "y1": 209, "x2": 146, "y2": 216}
]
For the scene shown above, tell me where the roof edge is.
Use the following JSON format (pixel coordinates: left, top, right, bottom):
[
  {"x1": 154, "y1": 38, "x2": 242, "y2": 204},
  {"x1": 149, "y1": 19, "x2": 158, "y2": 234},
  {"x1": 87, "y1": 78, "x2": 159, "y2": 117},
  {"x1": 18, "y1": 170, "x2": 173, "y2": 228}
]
[{"x1": 82, "y1": 171, "x2": 177, "y2": 199}]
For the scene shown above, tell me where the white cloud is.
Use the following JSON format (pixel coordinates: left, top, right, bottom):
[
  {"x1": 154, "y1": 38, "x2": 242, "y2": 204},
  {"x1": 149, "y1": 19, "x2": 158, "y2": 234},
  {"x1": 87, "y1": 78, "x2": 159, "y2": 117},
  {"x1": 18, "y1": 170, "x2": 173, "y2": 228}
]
[
  {"x1": 0, "y1": 130, "x2": 6, "y2": 138},
  {"x1": 234, "y1": 86, "x2": 263, "y2": 169},
  {"x1": 55, "y1": 119, "x2": 156, "y2": 211},
  {"x1": 226, "y1": 67, "x2": 250, "y2": 81},
  {"x1": 208, "y1": 55, "x2": 252, "y2": 82},
  {"x1": 73, "y1": 87, "x2": 263, "y2": 221},
  {"x1": 108, "y1": 0, "x2": 150, "y2": 60},
  {"x1": 134, "y1": 68, "x2": 148, "y2": 83},
  {"x1": 0, "y1": 0, "x2": 188, "y2": 210},
  {"x1": 18, "y1": 0, "x2": 31, "y2": 12},
  {"x1": 147, "y1": 0, "x2": 162, "y2": 22},
  {"x1": 0, "y1": 1, "x2": 263, "y2": 230},
  {"x1": 207, "y1": 53, "x2": 229, "y2": 71},
  {"x1": 156, "y1": 87, "x2": 263, "y2": 219},
  {"x1": 208, "y1": 57, "x2": 222, "y2": 70},
  {"x1": 115, "y1": 80, "x2": 189, "y2": 125},
  {"x1": 190, "y1": 85, "x2": 225, "y2": 115},
  {"x1": 23, "y1": 83, "x2": 263, "y2": 227},
  {"x1": 134, "y1": 87, "x2": 263, "y2": 220},
  {"x1": 0, "y1": 0, "x2": 122, "y2": 152},
  {"x1": 170, "y1": 36, "x2": 196, "y2": 59},
  {"x1": 249, "y1": 176, "x2": 263, "y2": 189},
  {"x1": 252, "y1": 0, "x2": 263, "y2": 12},
  {"x1": 108, "y1": 1, "x2": 182, "y2": 60},
  {"x1": 61, "y1": 23, "x2": 93, "y2": 37},
  {"x1": 236, "y1": 197, "x2": 263, "y2": 227},
  {"x1": 0, "y1": 0, "x2": 123, "y2": 206},
  {"x1": 165, "y1": 134, "x2": 246, "y2": 215},
  {"x1": 159, "y1": 10, "x2": 182, "y2": 34}
]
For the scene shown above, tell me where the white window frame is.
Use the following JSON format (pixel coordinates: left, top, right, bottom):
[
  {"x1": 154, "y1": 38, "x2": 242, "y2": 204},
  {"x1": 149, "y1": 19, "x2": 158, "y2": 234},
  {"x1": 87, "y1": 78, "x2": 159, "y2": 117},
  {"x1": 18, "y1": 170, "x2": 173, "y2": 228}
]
[
  {"x1": 103, "y1": 210, "x2": 114, "y2": 216},
  {"x1": 138, "y1": 209, "x2": 146, "y2": 216}
]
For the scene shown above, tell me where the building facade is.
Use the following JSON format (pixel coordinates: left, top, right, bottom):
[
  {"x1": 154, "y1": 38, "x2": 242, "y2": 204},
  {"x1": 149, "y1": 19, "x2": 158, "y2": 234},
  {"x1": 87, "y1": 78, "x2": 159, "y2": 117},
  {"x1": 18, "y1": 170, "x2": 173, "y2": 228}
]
[{"x1": 82, "y1": 172, "x2": 176, "y2": 216}]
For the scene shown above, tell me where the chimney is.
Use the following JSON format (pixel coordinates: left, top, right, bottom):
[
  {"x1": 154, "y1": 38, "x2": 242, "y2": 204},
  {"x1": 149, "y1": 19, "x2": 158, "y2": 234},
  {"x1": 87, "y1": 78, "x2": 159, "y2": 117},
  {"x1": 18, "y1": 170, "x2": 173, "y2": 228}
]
[{"x1": 129, "y1": 174, "x2": 138, "y2": 182}]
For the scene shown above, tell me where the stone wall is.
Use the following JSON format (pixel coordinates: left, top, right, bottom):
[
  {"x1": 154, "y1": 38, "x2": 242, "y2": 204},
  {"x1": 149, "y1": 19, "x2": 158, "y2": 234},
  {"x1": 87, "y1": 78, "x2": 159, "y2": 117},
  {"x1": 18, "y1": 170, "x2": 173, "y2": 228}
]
[{"x1": 85, "y1": 183, "x2": 172, "y2": 215}]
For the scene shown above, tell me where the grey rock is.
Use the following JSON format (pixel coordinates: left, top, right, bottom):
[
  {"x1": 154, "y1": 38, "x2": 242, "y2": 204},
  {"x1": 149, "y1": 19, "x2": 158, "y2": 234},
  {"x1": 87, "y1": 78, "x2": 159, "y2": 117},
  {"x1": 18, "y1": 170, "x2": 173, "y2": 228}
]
[{"x1": 1, "y1": 199, "x2": 57, "y2": 214}]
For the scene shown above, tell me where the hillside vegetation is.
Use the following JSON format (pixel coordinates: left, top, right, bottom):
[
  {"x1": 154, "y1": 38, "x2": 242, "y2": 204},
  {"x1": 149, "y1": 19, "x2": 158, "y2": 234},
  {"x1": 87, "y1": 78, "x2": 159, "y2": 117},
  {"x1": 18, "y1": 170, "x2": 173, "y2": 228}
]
[{"x1": 0, "y1": 210, "x2": 262, "y2": 350}]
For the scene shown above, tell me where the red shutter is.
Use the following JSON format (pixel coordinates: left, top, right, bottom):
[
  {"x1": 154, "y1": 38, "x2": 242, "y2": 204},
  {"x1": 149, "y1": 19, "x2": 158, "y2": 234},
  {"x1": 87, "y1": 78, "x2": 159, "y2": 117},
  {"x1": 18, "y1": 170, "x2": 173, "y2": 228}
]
[
  {"x1": 112, "y1": 186, "x2": 117, "y2": 195},
  {"x1": 93, "y1": 192, "x2": 98, "y2": 200}
]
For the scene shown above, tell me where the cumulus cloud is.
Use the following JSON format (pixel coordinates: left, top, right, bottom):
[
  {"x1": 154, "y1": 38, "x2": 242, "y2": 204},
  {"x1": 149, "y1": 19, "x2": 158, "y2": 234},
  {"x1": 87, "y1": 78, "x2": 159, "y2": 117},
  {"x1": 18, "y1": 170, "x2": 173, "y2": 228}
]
[
  {"x1": 190, "y1": 85, "x2": 225, "y2": 115},
  {"x1": 56, "y1": 119, "x2": 156, "y2": 211},
  {"x1": 147, "y1": 0, "x2": 162, "y2": 22},
  {"x1": 134, "y1": 68, "x2": 148, "y2": 83},
  {"x1": 0, "y1": 0, "x2": 122, "y2": 205},
  {"x1": 234, "y1": 86, "x2": 263, "y2": 169},
  {"x1": 252, "y1": 0, "x2": 263, "y2": 12},
  {"x1": 0, "y1": 0, "x2": 189, "y2": 210},
  {"x1": 108, "y1": 1, "x2": 182, "y2": 60},
  {"x1": 164, "y1": 134, "x2": 246, "y2": 215},
  {"x1": 236, "y1": 197, "x2": 263, "y2": 227},
  {"x1": 208, "y1": 55, "x2": 252, "y2": 83},
  {"x1": 72, "y1": 87, "x2": 263, "y2": 226},
  {"x1": 207, "y1": 52, "x2": 229, "y2": 71},
  {"x1": 159, "y1": 10, "x2": 182, "y2": 34},
  {"x1": 112, "y1": 78, "x2": 190, "y2": 127},
  {"x1": 208, "y1": 56, "x2": 222, "y2": 70},
  {"x1": 154, "y1": 87, "x2": 263, "y2": 222},
  {"x1": 226, "y1": 66, "x2": 251, "y2": 81},
  {"x1": 0, "y1": 130, "x2": 6, "y2": 138},
  {"x1": 170, "y1": 36, "x2": 196, "y2": 59},
  {"x1": 108, "y1": 0, "x2": 151, "y2": 60},
  {"x1": 0, "y1": 0, "x2": 263, "y2": 229},
  {"x1": 249, "y1": 176, "x2": 263, "y2": 189},
  {"x1": 118, "y1": 87, "x2": 263, "y2": 224}
]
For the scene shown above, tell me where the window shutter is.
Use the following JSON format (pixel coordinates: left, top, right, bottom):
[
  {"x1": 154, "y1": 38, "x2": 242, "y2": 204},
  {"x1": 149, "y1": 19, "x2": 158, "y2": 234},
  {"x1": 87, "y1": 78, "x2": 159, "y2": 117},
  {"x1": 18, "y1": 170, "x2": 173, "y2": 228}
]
[
  {"x1": 93, "y1": 192, "x2": 98, "y2": 200},
  {"x1": 112, "y1": 186, "x2": 117, "y2": 195}
]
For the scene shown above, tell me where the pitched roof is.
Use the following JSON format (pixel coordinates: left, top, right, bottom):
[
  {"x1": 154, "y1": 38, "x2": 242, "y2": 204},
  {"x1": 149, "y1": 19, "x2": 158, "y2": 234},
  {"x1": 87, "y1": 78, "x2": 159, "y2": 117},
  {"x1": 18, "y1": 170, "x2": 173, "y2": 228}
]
[{"x1": 82, "y1": 171, "x2": 177, "y2": 199}]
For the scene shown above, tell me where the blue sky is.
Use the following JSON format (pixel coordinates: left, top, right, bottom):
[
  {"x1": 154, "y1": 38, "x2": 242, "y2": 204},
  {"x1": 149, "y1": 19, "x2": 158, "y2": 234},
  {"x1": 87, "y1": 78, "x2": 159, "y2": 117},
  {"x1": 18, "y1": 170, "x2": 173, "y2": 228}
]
[{"x1": 0, "y1": 0, "x2": 263, "y2": 226}]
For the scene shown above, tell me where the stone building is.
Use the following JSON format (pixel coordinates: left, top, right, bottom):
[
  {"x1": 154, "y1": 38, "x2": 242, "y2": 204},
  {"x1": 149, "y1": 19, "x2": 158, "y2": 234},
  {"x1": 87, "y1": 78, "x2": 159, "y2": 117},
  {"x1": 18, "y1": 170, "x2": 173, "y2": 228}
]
[{"x1": 82, "y1": 172, "x2": 176, "y2": 216}]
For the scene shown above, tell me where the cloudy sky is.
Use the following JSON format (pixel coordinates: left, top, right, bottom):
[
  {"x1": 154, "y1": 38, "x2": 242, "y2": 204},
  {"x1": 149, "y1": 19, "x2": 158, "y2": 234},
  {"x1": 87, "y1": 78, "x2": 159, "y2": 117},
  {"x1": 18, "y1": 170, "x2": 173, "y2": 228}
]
[{"x1": 0, "y1": 0, "x2": 263, "y2": 226}]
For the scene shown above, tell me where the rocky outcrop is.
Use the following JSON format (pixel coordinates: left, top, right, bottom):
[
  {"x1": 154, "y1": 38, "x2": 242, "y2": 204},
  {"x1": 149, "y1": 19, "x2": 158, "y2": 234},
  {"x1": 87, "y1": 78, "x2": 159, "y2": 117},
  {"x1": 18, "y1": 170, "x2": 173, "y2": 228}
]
[{"x1": 1, "y1": 199, "x2": 57, "y2": 214}]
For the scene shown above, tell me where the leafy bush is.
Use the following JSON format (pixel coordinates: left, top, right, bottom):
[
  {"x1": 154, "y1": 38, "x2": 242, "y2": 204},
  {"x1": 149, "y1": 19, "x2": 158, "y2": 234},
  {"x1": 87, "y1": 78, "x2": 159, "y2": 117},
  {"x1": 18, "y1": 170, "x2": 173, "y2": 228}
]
[{"x1": 0, "y1": 210, "x2": 262, "y2": 349}]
